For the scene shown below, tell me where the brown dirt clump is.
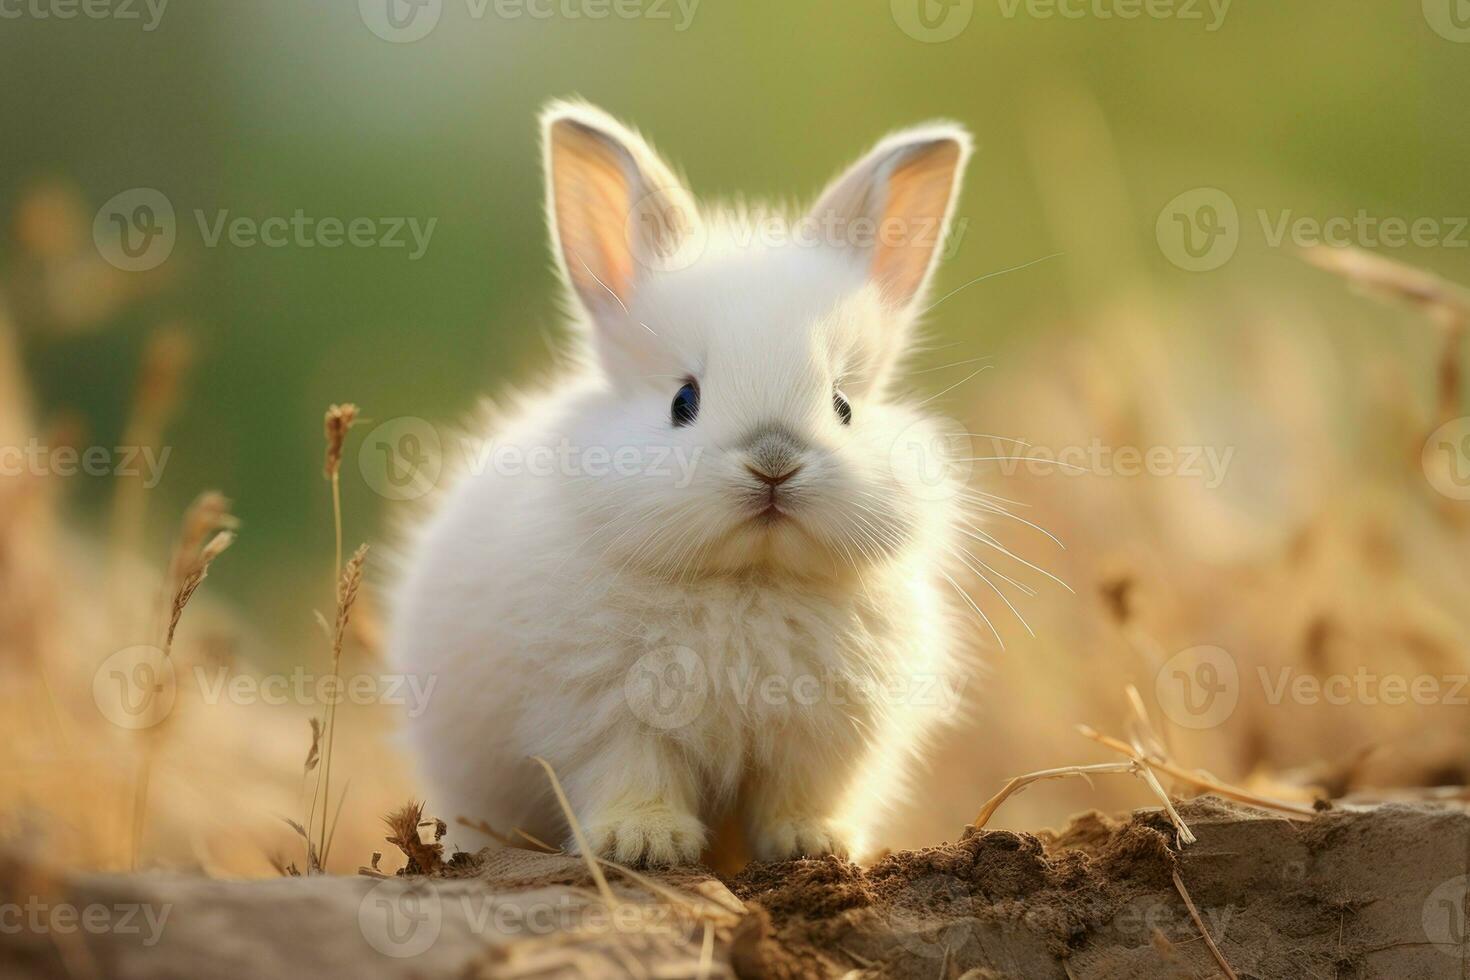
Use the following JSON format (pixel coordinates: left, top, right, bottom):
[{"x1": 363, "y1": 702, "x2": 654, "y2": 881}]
[{"x1": 727, "y1": 797, "x2": 1468, "y2": 979}]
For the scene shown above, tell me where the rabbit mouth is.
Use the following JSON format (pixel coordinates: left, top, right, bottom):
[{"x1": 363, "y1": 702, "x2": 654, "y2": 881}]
[
  {"x1": 749, "y1": 485, "x2": 795, "y2": 524},
  {"x1": 752, "y1": 499, "x2": 788, "y2": 524}
]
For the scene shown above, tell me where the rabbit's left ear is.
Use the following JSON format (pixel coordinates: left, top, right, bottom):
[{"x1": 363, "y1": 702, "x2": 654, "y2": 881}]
[{"x1": 807, "y1": 124, "x2": 971, "y2": 312}]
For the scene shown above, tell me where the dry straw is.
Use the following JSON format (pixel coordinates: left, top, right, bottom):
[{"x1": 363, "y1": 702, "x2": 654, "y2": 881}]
[
  {"x1": 323, "y1": 403, "x2": 358, "y2": 577},
  {"x1": 309, "y1": 543, "x2": 368, "y2": 869},
  {"x1": 298, "y1": 402, "x2": 365, "y2": 872},
  {"x1": 132, "y1": 491, "x2": 237, "y2": 868}
]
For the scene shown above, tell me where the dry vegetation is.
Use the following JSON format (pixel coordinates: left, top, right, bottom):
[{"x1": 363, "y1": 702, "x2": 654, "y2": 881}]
[{"x1": 2, "y1": 164, "x2": 1470, "y2": 977}]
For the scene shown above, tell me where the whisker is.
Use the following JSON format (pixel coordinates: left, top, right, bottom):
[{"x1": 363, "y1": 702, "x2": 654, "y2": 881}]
[
  {"x1": 957, "y1": 523, "x2": 1074, "y2": 593},
  {"x1": 906, "y1": 355, "x2": 996, "y2": 377},
  {"x1": 948, "y1": 547, "x2": 1035, "y2": 637},
  {"x1": 916, "y1": 366, "x2": 994, "y2": 407},
  {"x1": 920, "y1": 252, "x2": 1065, "y2": 316},
  {"x1": 940, "y1": 569, "x2": 1004, "y2": 651},
  {"x1": 964, "y1": 502, "x2": 1067, "y2": 549},
  {"x1": 954, "y1": 456, "x2": 1090, "y2": 473}
]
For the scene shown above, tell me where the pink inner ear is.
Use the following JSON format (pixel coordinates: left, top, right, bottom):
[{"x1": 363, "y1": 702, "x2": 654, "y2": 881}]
[
  {"x1": 550, "y1": 122, "x2": 638, "y2": 305},
  {"x1": 870, "y1": 140, "x2": 963, "y2": 308}
]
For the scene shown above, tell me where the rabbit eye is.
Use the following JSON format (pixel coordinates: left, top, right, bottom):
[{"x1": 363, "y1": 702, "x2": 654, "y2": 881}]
[
  {"x1": 833, "y1": 388, "x2": 852, "y2": 426},
  {"x1": 671, "y1": 381, "x2": 700, "y2": 427}
]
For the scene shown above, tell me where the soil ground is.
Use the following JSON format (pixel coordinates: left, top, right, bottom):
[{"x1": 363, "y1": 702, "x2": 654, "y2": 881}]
[{"x1": 3, "y1": 798, "x2": 1467, "y2": 979}]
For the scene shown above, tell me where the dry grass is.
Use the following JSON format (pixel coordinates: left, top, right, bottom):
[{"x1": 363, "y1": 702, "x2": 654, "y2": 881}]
[
  {"x1": 130, "y1": 491, "x2": 237, "y2": 867},
  {"x1": 1, "y1": 172, "x2": 1468, "y2": 887}
]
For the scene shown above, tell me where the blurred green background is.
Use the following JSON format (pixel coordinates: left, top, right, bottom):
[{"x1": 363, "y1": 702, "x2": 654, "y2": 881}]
[{"x1": 1, "y1": 0, "x2": 1467, "y2": 650}]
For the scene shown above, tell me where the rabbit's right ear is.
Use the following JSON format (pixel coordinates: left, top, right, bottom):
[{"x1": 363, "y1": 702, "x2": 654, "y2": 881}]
[{"x1": 542, "y1": 101, "x2": 701, "y2": 324}]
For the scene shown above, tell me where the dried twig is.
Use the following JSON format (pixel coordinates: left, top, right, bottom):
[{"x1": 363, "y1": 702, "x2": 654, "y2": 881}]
[
  {"x1": 974, "y1": 758, "x2": 1196, "y2": 844},
  {"x1": 322, "y1": 403, "x2": 358, "y2": 578},
  {"x1": 455, "y1": 815, "x2": 521, "y2": 848},
  {"x1": 160, "y1": 491, "x2": 237, "y2": 655},
  {"x1": 1173, "y1": 870, "x2": 1241, "y2": 980},
  {"x1": 1302, "y1": 245, "x2": 1470, "y2": 432},
  {"x1": 132, "y1": 492, "x2": 235, "y2": 869},
  {"x1": 383, "y1": 800, "x2": 445, "y2": 875},
  {"x1": 1078, "y1": 726, "x2": 1317, "y2": 819},
  {"x1": 1301, "y1": 244, "x2": 1470, "y2": 323},
  {"x1": 311, "y1": 544, "x2": 368, "y2": 869},
  {"x1": 531, "y1": 755, "x2": 619, "y2": 907},
  {"x1": 974, "y1": 762, "x2": 1138, "y2": 828}
]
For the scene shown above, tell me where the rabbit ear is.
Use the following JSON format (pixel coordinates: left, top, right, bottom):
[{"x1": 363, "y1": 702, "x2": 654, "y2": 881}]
[
  {"x1": 542, "y1": 101, "x2": 701, "y2": 321},
  {"x1": 807, "y1": 124, "x2": 971, "y2": 312}
]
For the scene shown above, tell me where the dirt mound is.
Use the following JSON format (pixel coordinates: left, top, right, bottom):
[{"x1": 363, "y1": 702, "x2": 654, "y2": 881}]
[
  {"x1": 728, "y1": 798, "x2": 1466, "y2": 978},
  {"x1": 2, "y1": 798, "x2": 1465, "y2": 979}
]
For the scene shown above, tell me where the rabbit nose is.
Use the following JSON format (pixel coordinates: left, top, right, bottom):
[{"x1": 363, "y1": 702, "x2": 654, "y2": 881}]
[
  {"x1": 743, "y1": 426, "x2": 805, "y2": 485},
  {"x1": 745, "y1": 462, "x2": 801, "y2": 486}
]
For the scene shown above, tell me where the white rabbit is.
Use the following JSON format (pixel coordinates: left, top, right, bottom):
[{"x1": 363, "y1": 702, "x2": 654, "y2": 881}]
[{"x1": 389, "y1": 99, "x2": 975, "y2": 866}]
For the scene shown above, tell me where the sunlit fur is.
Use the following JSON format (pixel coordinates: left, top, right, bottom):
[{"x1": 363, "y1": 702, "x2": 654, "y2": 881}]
[{"x1": 390, "y1": 103, "x2": 976, "y2": 865}]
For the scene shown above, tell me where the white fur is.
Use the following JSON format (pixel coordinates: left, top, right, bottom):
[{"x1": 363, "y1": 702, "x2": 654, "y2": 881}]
[{"x1": 390, "y1": 101, "x2": 974, "y2": 865}]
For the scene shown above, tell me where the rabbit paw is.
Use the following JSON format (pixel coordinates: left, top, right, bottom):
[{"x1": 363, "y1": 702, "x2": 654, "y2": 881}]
[
  {"x1": 751, "y1": 817, "x2": 850, "y2": 862},
  {"x1": 577, "y1": 803, "x2": 706, "y2": 867}
]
